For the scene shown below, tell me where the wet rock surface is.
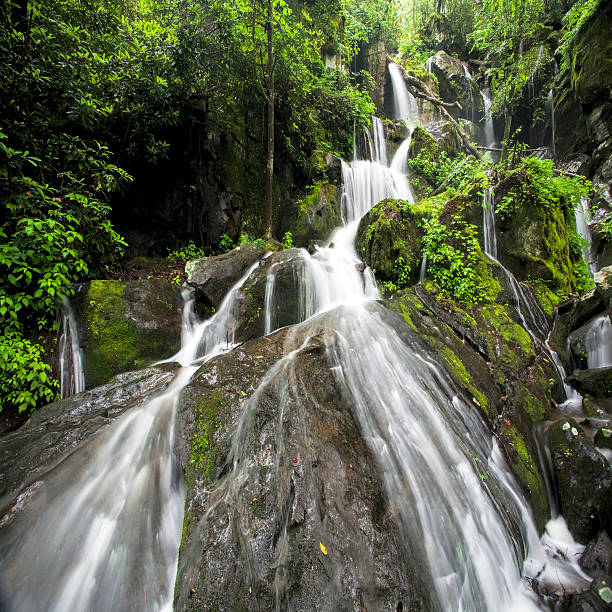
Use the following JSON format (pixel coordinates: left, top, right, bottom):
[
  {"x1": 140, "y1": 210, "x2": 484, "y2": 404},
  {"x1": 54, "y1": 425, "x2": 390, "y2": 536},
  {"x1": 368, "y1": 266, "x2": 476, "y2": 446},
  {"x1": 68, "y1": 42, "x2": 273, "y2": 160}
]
[
  {"x1": 186, "y1": 243, "x2": 266, "y2": 310},
  {"x1": 174, "y1": 321, "x2": 432, "y2": 611},
  {"x1": 548, "y1": 418, "x2": 612, "y2": 543},
  {"x1": 0, "y1": 363, "x2": 178, "y2": 505}
]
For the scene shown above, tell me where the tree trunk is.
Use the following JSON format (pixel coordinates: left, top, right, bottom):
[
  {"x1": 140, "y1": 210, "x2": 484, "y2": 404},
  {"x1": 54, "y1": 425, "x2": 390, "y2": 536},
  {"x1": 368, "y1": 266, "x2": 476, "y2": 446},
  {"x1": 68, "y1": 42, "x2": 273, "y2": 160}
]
[
  {"x1": 500, "y1": 108, "x2": 512, "y2": 161},
  {"x1": 264, "y1": 0, "x2": 274, "y2": 240}
]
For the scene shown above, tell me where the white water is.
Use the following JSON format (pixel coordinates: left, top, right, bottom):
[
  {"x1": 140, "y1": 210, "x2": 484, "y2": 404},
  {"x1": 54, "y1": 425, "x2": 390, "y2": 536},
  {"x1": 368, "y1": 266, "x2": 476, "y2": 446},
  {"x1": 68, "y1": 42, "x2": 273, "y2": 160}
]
[
  {"x1": 482, "y1": 87, "x2": 498, "y2": 151},
  {"x1": 575, "y1": 197, "x2": 596, "y2": 275},
  {"x1": 388, "y1": 62, "x2": 419, "y2": 130},
  {"x1": 0, "y1": 261, "x2": 266, "y2": 612},
  {"x1": 462, "y1": 62, "x2": 475, "y2": 122},
  {"x1": 583, "y1": 315, "x2": 612, "y2": 369},
  {"x1": 263, "y1": 119, "x2": 587, "y2": 609},
  {"x1": 58, "y1": 294, "x2": 85, "y2": 398}
]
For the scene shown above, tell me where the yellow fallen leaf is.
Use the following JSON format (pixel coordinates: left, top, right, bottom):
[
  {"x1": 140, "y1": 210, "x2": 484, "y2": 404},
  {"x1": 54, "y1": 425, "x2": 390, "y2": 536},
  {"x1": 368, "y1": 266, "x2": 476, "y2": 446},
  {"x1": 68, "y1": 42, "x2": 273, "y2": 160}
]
[{"x1": 319, "y1": 542, "x2": 327, "y2": 555}]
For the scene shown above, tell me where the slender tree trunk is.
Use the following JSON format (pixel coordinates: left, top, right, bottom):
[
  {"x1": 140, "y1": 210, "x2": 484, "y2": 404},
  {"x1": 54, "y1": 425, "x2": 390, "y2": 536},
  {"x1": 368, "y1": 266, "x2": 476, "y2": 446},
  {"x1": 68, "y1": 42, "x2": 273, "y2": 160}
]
[
  {"x1": 264, "y1": 0, "x2": 274, "y2": 239},
  {"x1": 501, "y1": 107, "x2": 512, "y2": 160}
]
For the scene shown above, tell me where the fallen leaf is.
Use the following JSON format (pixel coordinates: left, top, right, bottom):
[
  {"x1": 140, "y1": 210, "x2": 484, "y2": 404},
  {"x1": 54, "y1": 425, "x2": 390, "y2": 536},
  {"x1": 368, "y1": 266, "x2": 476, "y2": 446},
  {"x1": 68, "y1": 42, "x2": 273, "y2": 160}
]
[{"x1": 319, "y1": 542, "x2": 327, "y2": 555}]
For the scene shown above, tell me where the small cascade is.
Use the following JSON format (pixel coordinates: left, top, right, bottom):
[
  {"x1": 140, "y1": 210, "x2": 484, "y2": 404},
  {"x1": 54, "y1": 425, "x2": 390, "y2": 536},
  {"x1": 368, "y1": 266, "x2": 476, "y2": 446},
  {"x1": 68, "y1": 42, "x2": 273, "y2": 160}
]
[
  {"x1": 371, "y1": 116, "x2": 388, "y2": 166},
  {"x1": 527, "y1": 45, "x2": 544, "y2": 104},
  {"x1": 419, "y1": 254, "x2": 427, "y2": 283},
  {"x1": 546, "y1": 89, "x2": 556, "y2": 158},
  {"x1": 575, "y1": 197, "x2": 596, "y2": 275},
  {"x1": 264, "y1": 262, "x2": 279, "y2": 335},
  {"x1": 58, "y1": 294, "x2": 85, "y2": 398},
  {"x1": 481, "y1": 87, "x2": 498, "y2": 151},
  {"x1": 425, "y1": 55, "x2": 434, "y2": 74},
  {"x1": 481, "y1": 194, "x2": 548, "y2": 339},
  {"x1": 462, "y1": 62, "x2": 475, "y2": 122},
  {"x1": 583, "y1": 315, "x2": 612, "y2": 369},
  {"x1": 0, "y1": 261, "x2": 268, "y2": 612},
  {"x1": 390, "y1": 137, "x2": 411, "y2": 174},
  {"x1": 388, "y1": 62, "x2": 419, "y2": 130},
  {"x1": 482, "y1": 188, "x2": 497, "y2": 259}
]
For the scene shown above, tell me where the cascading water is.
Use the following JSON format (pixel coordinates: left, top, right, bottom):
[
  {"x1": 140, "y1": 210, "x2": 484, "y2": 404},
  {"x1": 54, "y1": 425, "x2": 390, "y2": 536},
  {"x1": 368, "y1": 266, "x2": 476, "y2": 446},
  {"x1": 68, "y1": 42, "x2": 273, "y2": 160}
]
[
  {"x1": 581, "y1": 315, "x2": 612, "y2": 369},
  {"x1": 0, "y1": 262, "x2": 264, "y2": 612},
  {"x1": 546, "y1": 89, "x2": 556, "y2": 158},
  {"x1": 261, "y1": 119, "x2": 589, "y2": 609},
  {"x1": 575, "y1": 197, "x2": 596, "y2": 275},
  {"x1": 388, "y1": 62, "x2": 419, "y2": 130},
  {"x1": 58, "y1": 294, "x2": 85, "y2": 399},
  {"x1": 481, "y1": 87, "x2": 499, "y2": 156},
  {"x1": 462, "y1": 62, "x2": 476, "y2": 123}
]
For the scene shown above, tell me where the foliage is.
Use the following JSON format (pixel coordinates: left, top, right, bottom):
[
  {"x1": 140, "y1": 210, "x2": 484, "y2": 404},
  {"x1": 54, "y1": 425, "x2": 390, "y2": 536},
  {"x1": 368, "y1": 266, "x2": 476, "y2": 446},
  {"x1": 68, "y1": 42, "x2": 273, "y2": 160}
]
[
  {"x1": 495, "y1": 157, "x2": 590, "y2": 221},
  {"x1": 420, "y1": 210, "x2": 497, "y2": 304},
  {"x1": 281, "y1": 231, "x2": 294, "y2": 248},
  {"x1": 0, "y1": 330, "x2": 58, "y2": 414},
  {"x1": 167, "y1": 241, "x2": 207, "y2": 262},
  {"x1": 557, "y1": 0, "x2": 601, "y2": 74},
  {"x1": 218, "y1": 233, "x2": 235, "y2": 253}
]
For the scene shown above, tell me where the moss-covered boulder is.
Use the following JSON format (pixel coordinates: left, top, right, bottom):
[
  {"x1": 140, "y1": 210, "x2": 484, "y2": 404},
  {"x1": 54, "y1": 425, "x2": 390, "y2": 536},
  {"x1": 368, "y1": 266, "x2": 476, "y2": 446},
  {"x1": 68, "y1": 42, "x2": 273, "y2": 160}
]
[
  {"x1": 425, "y1": 51, "x2": 474, "y2": 118},
  {"x1": 175, "y1": 324, "x2": 433, "y2": 611},
  {"x1": 293, "y1": 183, "x2": 342, "y2": 248},
  {"x1": 595, "y1": 265, "x2": 612, "y2": 317},
  {"x1": 385, "y1": 286, "x2": 554, "y2": 530},
  {"x1": 495, "y1": 168, "x2": 580, "y2": 294},
  {"x1": 356, "y1": 199, "x2": 424, "y2": 288},
  {"x1": 548, "y1": 418, "x2": 612, "y2": 543},
  {"x1": 77, "y1": 279, "x2": 183, "y2": 388}
]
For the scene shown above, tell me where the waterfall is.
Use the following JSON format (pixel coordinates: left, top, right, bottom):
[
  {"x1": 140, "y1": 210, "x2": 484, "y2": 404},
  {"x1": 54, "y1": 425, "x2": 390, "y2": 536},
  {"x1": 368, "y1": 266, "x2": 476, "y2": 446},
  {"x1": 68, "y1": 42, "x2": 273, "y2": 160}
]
[
  {"x1": 481, "y1": 87, "x2": 497, "y2": 151},
  {"x1": 0, "y1": 261, "x2": 264, "y2": 612},
  {"x1": 2, "y1": 116, "x2": 593, "y2": 611},
  {"x1": 390, "y1": 137, "x2": 412, "y2": 174},
  {"x1": 388, "y1": 62, "x2": 419, "y2": 130},
  {"x1": 371, "y1": 116, "x2": 388, "y2": 166},
  {"x1": 582, "y1": 315, "x2": 612, "y2": 369},
  {"x1": 482, "y1": 188, "x2": 497, "y2": 259},
  {"x1": 546, "y1": 89, "x2": 556, "y2": 158},
  {"x1": 575, "y1": 197, "x2": 596, "y2": 275},
  {"x1": 58, "y1": 294, "x2": 85, "y2": 398},
  {"x1": 462, "y1": 62, "x2": 475, "y2": 122}
]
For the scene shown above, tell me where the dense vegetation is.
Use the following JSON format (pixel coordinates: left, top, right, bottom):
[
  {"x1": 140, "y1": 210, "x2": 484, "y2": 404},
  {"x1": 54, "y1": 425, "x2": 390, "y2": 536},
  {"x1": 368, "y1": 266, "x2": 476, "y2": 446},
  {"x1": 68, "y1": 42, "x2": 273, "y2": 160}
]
[{"x1": 0, "y1": 0, "x2": 604, "y2": 413}]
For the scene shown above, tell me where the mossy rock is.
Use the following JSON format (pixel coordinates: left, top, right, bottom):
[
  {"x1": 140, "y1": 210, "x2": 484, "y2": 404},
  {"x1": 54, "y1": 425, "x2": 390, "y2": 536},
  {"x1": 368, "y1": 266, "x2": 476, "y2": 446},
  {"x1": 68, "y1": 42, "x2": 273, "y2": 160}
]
[
  {"x1": 293, "y1": 183, "x2": 341, "y2": 248},
  {"x1": 548, "y1": 418, "x2": 612, "y2": 543},
  {"x1": 496, "y1": 176, "x2": 576, "y2": 293},
  {"x1": 78, "y1": 279, "x2": 183, "y2": 388},
  {"x1": 356, "y1": 198, "x2": 425, "y2": 288}
]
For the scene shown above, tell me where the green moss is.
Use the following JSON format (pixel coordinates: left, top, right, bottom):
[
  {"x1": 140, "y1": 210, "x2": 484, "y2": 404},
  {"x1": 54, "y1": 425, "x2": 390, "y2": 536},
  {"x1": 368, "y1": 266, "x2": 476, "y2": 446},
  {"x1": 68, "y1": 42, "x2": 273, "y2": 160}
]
[
  {"x1": 480, "y1": 304, "x2": 535, "y2": 367},
  {"x1": 439, "y1": 345, "x2": 491, "y2": 418},
  {"x1": 85, "y1": 280, "x2": 140, "y2": 386},
  {"x1": 527, "y1": 280, "x2": 561, "y2": 316},
  {"x1": 190, "y1": 390, "x2": 228, "y2": 481},
  {"x1": 503, "y1": 423, "x2": 549, "y2": 529}
]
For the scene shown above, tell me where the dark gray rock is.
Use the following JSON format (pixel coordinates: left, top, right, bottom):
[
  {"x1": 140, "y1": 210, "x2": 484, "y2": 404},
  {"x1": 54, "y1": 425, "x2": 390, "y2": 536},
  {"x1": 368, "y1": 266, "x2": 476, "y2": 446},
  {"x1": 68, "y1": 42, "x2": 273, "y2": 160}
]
[
  {"x1": 0, "y1": 363, "x2": 178, "y2": 505},
  {"x1": 174, "y1": 324, "x2": 432, "y2": 611},
  {"x1": 548, "y1": 418, "x2": 612, "y2": 543},
  {"x1": 567, "y1": 368, "x2": 612, "y2": 398},
  {"x1": 568, "y1": 574, "x2": 612, "y2": 611},
  {"x1": 185, "y1": 243, "x2": 266, "y2": 309},
  {"x1": 581, "y1": 531, "x2": 612, "y2": 576}
]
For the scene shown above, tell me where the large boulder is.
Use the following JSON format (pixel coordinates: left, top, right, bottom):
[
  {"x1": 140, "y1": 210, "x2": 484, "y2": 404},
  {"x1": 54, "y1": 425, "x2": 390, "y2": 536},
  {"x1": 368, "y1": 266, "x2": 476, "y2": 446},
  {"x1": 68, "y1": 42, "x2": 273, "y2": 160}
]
[
  {"x1": 356, "y1": 199, "x2": 424, "y2": 288},
  {"x1": 566, "y1": 367, "x2": 612, "y2": 397},
  {"x1": 174, "y1": 322, "x2": 434, "y2": 611},
  {"x1": 426, "y1": 51, "x2": 478, "y2": 119},
  {"x1": 293, "y1": 183, "x2": 342, "y2": 248},
  {"x1": 185, "y1": 242, "x2": 266, "y2": 309},
  {"x1": 75, "y1": 279, "x2": 183, "y2": 389},
  {"x1": 547, "y1": 418, "x2": 612, "y2": 543}
]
